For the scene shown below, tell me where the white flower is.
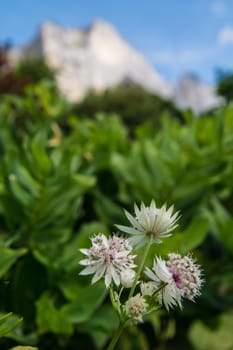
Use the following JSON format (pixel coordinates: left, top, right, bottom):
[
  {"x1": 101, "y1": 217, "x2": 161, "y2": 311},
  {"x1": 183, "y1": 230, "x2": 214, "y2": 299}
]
[
  {"x1": 145, "y1": 257, "x2": 182, "y2": 310},
  {"x1": 120, "y1": 269, "x2": 136, "y2": 288},
  {"x1": 145, "y1": 254, "x2": 203, "y2": 310},
  {"x1": 79, "y1": 234, "x2": 136, "y2": 288},
  {"x1": 125, "y1": 294, "x2": 147, "y2": 322},
  {"x1": 116, "y1": 200, "x2": 179, "y2": 247}
]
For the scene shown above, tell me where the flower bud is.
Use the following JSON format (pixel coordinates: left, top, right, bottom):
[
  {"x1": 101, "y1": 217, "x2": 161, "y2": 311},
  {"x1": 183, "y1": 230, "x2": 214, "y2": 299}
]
[
  {"x1": 120, "y1": 269, "x2": 136, "y2": 288},
  {"x1": 140, "y1": 281, "x2": 156, "y2": 296},
  {"x1": 125, "y1": 294, "x2": 147, "y2": 322}
]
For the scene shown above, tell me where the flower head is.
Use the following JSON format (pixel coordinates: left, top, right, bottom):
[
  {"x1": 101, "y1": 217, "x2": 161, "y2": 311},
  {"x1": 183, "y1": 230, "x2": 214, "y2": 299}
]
[
  {"x1": 116, "y1": 200, "x2": 179, "y2": 247},
  {"x1": 145, "y1": 257, "x2": 182, "y2": 310},
  {"x1": 79, "y1": 234, "x2": 136, "y2": 288},
  {"x1": 145, "y1": 254, "x2": 203, "y2": 310},
  {"x1": 166, "y1": 253, "x2": 203, "y2": 301},
  {"x1": 125, "y1": 294, "x2": 147, "y2": 322}
]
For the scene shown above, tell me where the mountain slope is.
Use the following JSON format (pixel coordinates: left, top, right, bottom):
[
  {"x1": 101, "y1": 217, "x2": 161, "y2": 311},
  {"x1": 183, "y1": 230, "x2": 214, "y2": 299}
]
[{"x1": 10, "y1": 20, "x2": 222, "y2": 112}]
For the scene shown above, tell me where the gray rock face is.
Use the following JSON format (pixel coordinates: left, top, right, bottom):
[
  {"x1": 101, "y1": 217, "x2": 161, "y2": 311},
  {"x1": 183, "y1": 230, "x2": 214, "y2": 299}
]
[
  {"x1": 173, "y1": 74, "x2": 223, "y2": 114},
  {"x1": 10, "y1": 20, "x2": 223, "y2": 113},
  {"x1": 14, "y1": 20, "x2": 173, "y2": 101}
]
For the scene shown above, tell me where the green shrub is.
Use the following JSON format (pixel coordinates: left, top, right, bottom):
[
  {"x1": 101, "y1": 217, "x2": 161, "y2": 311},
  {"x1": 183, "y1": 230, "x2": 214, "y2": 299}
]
[
  {"x1": 0, "y1": 82, "x2": 232, "y2": 349},
  {"x1": 72, "y1": 84, "x2": 183, "y2": 130},
  {"x1": 216, "y1": 69, "x2": 233, "y2": 103},
  {"x1": 0, "y1": 45, "x2": 56, "y2": 96}
]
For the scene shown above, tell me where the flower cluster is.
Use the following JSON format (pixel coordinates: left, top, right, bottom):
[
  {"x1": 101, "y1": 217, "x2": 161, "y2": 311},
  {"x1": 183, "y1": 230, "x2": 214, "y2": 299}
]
[
  {"x1": 79, "y1": 200, "x2": 204, "y2": 349},
  {"x1": 144, "y1": 254, "x2": 203, "y2": 310},
  {"x1": 79, "y1": 234, "x2": 136, "y2": 288},
  {"x1": 167, "y1": 253, "x2": 203, "y2": 301}
]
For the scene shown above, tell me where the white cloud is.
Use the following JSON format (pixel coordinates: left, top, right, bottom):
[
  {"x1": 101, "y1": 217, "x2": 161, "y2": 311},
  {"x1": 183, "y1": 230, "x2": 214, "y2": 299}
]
[
  {"x1": 217, "y1": 26, "x2": 233, "y2": 46},
  {"x1": 211, "y1": 1, "x2": 227, "y2": 16}
]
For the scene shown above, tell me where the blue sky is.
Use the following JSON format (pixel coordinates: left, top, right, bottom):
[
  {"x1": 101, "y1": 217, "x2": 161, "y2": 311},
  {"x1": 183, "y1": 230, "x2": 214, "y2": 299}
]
[{"x1": 1, "y1": 0, "x2": 233, "y2": 84}]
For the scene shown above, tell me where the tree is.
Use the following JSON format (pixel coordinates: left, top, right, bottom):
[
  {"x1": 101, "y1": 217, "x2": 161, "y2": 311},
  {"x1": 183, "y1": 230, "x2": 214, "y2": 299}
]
[
  {"x1": 216, "y1": 69, "x2": 233, "y2": 103},
  {"x1": 0, "y1": 44, "x2": 56, "y2": 96}
]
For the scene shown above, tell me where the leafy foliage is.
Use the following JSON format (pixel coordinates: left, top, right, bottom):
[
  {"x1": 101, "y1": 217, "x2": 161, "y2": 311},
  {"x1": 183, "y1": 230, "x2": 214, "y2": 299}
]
[
  {"x1": 0, "y1": 80, "x2": 233, "y2": 349},
  {"x1": 72, "y1": 84, "x2": 183, "y2": 130},
  {"x1": 0, "y1": 313, "x2": 22, "y2": 338},
  {"x1": 216, "y1": 68, "x2": 233, "y2": 103},
  {"x1": 0, "y1": 44, "x2": 56, "y2": 96}
]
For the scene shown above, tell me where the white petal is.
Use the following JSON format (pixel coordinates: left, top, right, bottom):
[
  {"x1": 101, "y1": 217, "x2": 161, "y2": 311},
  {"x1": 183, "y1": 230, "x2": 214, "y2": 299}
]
[
  {"x1": 79, "y1": 259, "x2": 91, "y2": 266},
  {"x1": 105, "y1": 270, "x2": 112, "y2": 288},
  {"x1": 92, "y1": 265, "x2": 106, "y2": 284},
  {"x1": 80, "y1": 248, "x2": 90, "y2": 255},
  {"x1": 144, "y1": 267, "x2": 160, "y2": 284},
  {"x1": 116, "y1": 224, "x2": 141, "y2": 235},
  {"x1": 80, "y1": 265, "x2": 97, "y2": 275},
  {"x1": 125, "y1": 210, "x2": 142, "y2": 230},
  {"x1": 154, "y1": 258, "x2": 172, "y2": 282},
  {"x1": 110, "y1": 265, "x2": 120, "y2": 286}
]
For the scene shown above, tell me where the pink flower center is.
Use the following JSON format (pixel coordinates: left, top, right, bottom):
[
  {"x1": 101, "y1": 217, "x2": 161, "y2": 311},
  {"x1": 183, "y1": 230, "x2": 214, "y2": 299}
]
[
  {"x1": 172, "y1": 272, "x2": 184, "y2": 289},
  {"x1": 109, "y1": 251, "x2": 116, "y2": 263}
]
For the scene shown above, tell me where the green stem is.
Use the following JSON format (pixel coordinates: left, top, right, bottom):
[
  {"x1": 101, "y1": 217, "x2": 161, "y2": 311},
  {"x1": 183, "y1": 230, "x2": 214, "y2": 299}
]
[
  {"x1": 107, "y1": 322, "x2": 126, "y2": 350},
  {"x1": 109, "y1": 286, "x2": 121, "y2": 319},
  {"x1": 118, "y1": 286, "x2": 124, "y2": 299},
  {"x1": 129, "y1": 236, "x2": 152, "y2": 298},
  {"x1": 153, "y1": 282, "x2": 168, "y2": 296}
]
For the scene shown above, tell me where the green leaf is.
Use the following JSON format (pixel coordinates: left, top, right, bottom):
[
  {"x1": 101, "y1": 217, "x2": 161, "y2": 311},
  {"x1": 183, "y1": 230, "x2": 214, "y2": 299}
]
[
  {"x1": 189, "y1": 312, "x2": 233, "y2": 350},
  {"x1": 0, "y1": 246, "x2": 27, "y2": 278},
  {"x1": 8, "y1": 175, "x2": 33, "y2": 206},
  {"x1": 0, "y1": 313, "x2": 18, "y2": 326},
  {"x1": 218, "y1": 219, "x2": 233, "y2": 253},
  {"x1": 12, "y1": 163, "x2": 40, "y2": 198},
  {"x1": 36, "y1": 293, "x2": 73, "y2": 335},
  {"x1": 179, "y1": 216, "x2": 209, "y2": 253},
  {"x1": 78, "y1": 305, "x2": 119, "y2": 349},
  {"x1": 24, "y1": 141, "x2": 51, "y2": 178},
  {"x1": 211, "y1": 196, "x2": 232, "y2": 226},
  {"x1": 9, "y1": 347, "x2": 38, "y2": 350},
  {"x1": 60, "y1": 281, "x2": 107, "y2": 323},
  {"x1": 73, "y1": 174, "x2": 96, "y2": 189},
  {"x1": 0, "y1": 313, "x2": 23, "y2": 338},
  {"x1": 6, "y1": 325, "x2": 38, "y2": 346},
  {"x1": 93, "y1": 193, "x2": 124, "y2": 224}
]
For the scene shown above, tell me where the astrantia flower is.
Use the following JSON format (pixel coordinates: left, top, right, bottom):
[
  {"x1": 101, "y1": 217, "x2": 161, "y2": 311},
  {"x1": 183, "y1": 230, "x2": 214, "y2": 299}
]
[
  {"x1": 116, "y1": 200, "x2": 179, "y2": 247},
  {"x1": 145, "y1": 257, "x2": 182, "y2": 310},
  {"x1": 79, "y1": 234, "x2": 136, "y2": 288},
  {"x1": 166, "y1": 253, "x2": 203, "y2": 301},
  {"x1": 125, "y1": 294, "x2": 147, "y2": 322},
  {"x1": 145, "y1": 254, "x2": 203, "y2": 310}
]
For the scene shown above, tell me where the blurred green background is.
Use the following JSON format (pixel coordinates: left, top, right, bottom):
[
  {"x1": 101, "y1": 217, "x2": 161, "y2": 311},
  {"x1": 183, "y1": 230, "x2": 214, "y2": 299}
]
[{"x1": 0, "y1": 46, "x2": 233, "y2": 350}]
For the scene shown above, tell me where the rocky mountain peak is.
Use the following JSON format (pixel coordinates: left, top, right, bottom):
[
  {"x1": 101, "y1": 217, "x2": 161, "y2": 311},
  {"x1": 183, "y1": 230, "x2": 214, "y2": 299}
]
[
  {"x1": 87, "y1": 19, "x2": 119, "y2": 36},
  {"x1": 174, "y1": 74, "x2": 223, "y2": 114},
  {"x1": 10, "y1": 20, "x2": 223, "y2": 113}
]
